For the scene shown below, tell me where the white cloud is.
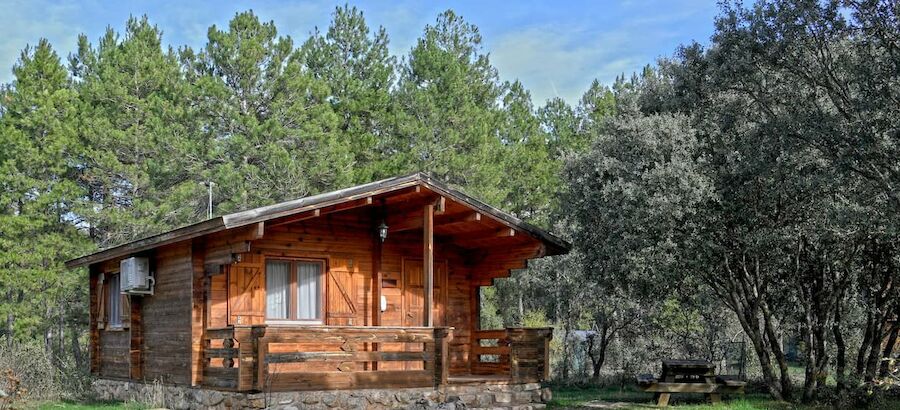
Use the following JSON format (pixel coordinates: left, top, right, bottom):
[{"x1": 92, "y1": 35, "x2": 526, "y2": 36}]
[{"x1": 490, "y1": 25, "x2": 640, "y2": 105}]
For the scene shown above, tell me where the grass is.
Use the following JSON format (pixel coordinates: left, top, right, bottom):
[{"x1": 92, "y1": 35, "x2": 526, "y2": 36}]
[
  {"x1": 29, "y1": 400, "x2": 145, "y2": 410},
  {"x1": 545, "y1": 385, "x2": 847, "y2": 409}
]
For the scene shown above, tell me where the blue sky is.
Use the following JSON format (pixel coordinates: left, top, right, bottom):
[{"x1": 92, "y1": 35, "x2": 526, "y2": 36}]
[{"x1": 1, "y1": 0, "x2": 719, "y2": 104}]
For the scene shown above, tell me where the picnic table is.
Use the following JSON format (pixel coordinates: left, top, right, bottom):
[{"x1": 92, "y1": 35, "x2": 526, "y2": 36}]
[{"x1": 636, "y1": 359, "x2": 746, "y2": 407}]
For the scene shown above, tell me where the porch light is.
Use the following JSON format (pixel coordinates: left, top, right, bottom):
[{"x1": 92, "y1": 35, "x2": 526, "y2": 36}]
[{"x1": 378, "y1": 221, "x2": 389, "y2": 242}]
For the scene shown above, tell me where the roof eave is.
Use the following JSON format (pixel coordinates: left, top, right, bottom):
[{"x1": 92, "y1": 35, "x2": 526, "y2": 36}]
[
  {"x1": 64, "y1": 217, "x2": 226, "y2": 269},
  {"x1": 65, "y1": 172, "x2": 572, "y2": 269}
]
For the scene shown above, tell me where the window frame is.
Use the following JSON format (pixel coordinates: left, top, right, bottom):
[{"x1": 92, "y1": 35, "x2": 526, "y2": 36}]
[{"x1": 264, "y1": 257, "x2": 326, "y2": 324}]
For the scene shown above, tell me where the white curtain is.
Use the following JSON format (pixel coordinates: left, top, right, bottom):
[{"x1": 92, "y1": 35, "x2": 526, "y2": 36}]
[
  {"x1": 297, "y1": 262, "x2": 321, "y2": 320},
  {"x1": 266, "y1": 261, "x2": 290, "y2": 319},
  {"x1": 108, "y1": 274, "x2": 121, "y2": 326}
]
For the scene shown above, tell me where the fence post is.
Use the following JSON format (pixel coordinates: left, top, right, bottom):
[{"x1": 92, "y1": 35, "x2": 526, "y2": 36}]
[{"x1": 434, "y1": 327, "x2": 453, "y2": 387}]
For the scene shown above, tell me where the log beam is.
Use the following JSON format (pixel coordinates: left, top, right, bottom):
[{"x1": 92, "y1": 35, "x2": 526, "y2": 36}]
[
  {"x1": 444, "y1": 227, "x2": 515, "y2": 244},
  {"x1": 389, "y1": 210, "x2": 481, "y2": 233},
  {"x1": 267, "y1": 195, "x2": 378, "y2": 228},
  {"x1": 424, "y1": 203, "x2": 434, "y2": 327}
]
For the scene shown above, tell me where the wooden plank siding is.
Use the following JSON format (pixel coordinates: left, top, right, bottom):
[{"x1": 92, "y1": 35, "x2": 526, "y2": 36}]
[
  {"x1": 98, "y1": 330, "x2": 130, "y2": 379},
  {"x1": 141, "y1": 243, "x2": 194, "y2": 384}
]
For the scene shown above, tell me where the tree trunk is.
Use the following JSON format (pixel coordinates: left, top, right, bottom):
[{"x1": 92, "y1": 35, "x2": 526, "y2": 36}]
[
  {"x1": 587, "y1": 327, "x2": 611, "y2": 384},
  {"x1": 70, "y1": 321, "x2": 83, "y2": 370},
  {"x1": 739, "y1": 312, "x2": 783, "y2": 401},
  {"x1": 561, "y1": 320, "x2": 572, "y2": 381},
  {"x1": 858, "y1": 313, "x2": 874, "y2": 376},
  {"x1": 834, "y1": 321, "x2": 847, "y2": 390},
  {"x1": 866, "y1": 319, "x2": 886, "y2": 380},
  {"x1": 879, "y1": 322, "x2": 900, "y2": 377},
  {"x1": 762, "y1": 302, "x2": 792, "y2": 400}
]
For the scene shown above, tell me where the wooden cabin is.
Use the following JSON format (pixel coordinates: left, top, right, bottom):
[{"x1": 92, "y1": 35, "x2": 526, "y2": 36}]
[{"x1": 66, "y1": 173, "x2": 569, "y2": 395}]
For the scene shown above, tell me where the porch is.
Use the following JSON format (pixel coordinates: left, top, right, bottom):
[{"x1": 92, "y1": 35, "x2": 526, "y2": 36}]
[{"x1": 201, "y1": 325, "x2": 551, "y2": 392}]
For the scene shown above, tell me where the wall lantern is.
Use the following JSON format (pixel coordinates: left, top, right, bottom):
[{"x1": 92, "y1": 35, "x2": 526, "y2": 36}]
[{"x1": 378, "y1": 221, "x2": 389, "y2": 242}]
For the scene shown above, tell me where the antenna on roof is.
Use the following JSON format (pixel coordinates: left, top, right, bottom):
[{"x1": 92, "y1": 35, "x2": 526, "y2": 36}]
[{"x1": 201, "y1": 181, "x2": 215, "y2": 219}]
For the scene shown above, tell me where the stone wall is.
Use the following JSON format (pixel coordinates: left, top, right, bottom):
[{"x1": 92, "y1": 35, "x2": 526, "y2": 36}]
[{"x1": 92, "y1": 379, "x2": 552, "y2": 410}]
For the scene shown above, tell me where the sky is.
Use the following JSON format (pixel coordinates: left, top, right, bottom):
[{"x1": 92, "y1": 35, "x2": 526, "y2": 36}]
[{"x1": 0, "y1": 0, "x2": 720, "y2": 105}]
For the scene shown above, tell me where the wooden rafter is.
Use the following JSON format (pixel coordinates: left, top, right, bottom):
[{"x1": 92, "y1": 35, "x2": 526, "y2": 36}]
[{"x1": 388, "y1": 210, "x2": 481, "y2": 233}]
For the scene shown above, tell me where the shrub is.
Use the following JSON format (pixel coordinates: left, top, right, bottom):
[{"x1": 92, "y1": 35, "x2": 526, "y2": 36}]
[{"x1": 0, "y1": 342, "x2": 93, "y2": 403}]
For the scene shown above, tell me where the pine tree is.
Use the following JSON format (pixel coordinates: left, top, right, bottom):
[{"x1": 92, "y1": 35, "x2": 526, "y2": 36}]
[
  {"x1": 71, "y1": 17, "x2": 207, "y2": 246},
  {"x1": 192, "y1": 11, "x2": 353, "y2": 213},
  {"x1": 301, "y1": 5, "x2": 396, "y2": 183},
  {"x1": 394, "y1": 10, "x2": 506, "y2": 204},
  {"x1": 0, "y1": 39, "x2": 90, "y2": 363},
  {"x1": 498, "y1": 80, "x2": 557, "y2": 225}
]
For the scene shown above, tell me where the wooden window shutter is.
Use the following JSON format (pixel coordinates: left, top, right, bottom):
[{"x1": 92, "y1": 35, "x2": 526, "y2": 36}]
[
  {"x1": 97, "y1": 273, "x2": 107, "y2": 330},
  {"x1": 326, "y1": 257, "x2": 357, "y2": 326},
  {"x1": 121, "y1": 294, "x2": 131, "y2": 329},
  {"x1": 228, "y1": 255, "x2": 265, "y2": 325}
]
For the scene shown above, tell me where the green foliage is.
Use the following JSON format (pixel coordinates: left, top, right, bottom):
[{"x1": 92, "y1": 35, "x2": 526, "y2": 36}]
[
  {"x1": 478, "y1": 287, "x2": 504, "y2": 330},
  {"x1": 522, "y1": 310, "x2": 551, "y2": 328},
  {"x1": 193, "y1": 11, "x2": 353, "y2": 212}
]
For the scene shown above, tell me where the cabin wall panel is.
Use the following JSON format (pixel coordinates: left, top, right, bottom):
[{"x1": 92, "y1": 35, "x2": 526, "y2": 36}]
[
  {"x1": 99, "y1": 330, "x2": 129, "y2": 379},
  {"x1": 140, "y1": 243, "x2": 193, "y2": 384}
]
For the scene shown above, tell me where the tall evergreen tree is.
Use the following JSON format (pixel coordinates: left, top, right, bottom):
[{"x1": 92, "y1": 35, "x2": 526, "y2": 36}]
[
  {"x1": 394, "y1": 10, "x2": 505, "y2": 204},
  {"x1": 0, "y1": 39, "x2": 90, "y2": 363},
  {"x1": 190, "y1": 11, "x2": 353, "y2": 213},
  {"x1": 71, "y1": 17, "x2": 206, "y2": 246},
  {"x1": 301, "y1": 5, "x2": 396, "y2": 183},
  {"x1": 498, "y1": 80, "x2": 556, "y2": 225}
]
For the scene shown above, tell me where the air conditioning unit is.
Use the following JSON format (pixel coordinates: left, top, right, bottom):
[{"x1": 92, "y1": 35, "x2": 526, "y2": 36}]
[{"x1": 120, "y1": 256, "x2": 154, "y2": 295}]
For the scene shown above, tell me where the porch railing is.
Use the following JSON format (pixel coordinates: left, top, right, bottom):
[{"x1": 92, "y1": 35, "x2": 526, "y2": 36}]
[
  {"x1": 201, "y1": 325, "x2": 453, "y2": 392},
  {"x1": 471, "y1": 327, "x2": 552, "y2": 383}
]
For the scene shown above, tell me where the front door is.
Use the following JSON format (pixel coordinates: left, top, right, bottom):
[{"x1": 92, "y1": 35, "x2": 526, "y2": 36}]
[
  {"x1": 402, "y1": 258, "x2": 447, "y2": 370},
  {"x1": 403, "y1": 258, "x2": 446, "y2": 327}
]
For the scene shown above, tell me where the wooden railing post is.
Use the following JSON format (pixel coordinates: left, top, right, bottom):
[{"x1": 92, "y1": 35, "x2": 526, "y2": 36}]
[
  {"x1": 252, "y1": 325, "x2": 267, "y2": 391},
  {"x1": 541, "y1": 328, "x2": 552, "y2": 381},
  {"x1": 234, "y1": 325, "x2": 266, "y2": 392},
  {"x1": 507, "y1": 327, "x2": 553, "y2": 383},
  {"x1": 507, "y1": 328, "x2": 524, "y2": 383},
  {"x1": 434, "y1": 327, "x2": 453, "y2": 387}
]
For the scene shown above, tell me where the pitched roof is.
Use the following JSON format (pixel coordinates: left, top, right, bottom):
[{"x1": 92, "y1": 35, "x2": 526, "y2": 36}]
[{"x1": 65, "y1": 173, "x2": 570, "y2": 268}]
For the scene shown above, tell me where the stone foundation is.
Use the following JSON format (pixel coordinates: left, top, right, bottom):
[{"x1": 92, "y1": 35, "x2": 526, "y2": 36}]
[{"x1": 92, "y1": 379, "x2": 552, "y2": 410}]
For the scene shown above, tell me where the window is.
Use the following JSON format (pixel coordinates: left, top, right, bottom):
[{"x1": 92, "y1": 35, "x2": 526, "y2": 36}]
[
  {"x1": 107, "y1": 273, "x2": 122, "y2": 328},
  {"x1": 266, "y1": 259, "x2": 323, "y2": 322}
]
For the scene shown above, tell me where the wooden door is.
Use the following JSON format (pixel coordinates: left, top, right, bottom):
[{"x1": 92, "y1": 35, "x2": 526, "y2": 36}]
[
  {"x1": 228, "y1": 254, "x2": 264, "y2": 325},
  {"x1": 402, "y1": 259, "x2": 447, "y2": 370},
  {"x1": 326, "y1": 257, "x2": 357, "y2": 326},
  {"x1": 403, "y1": 259, "x2": 447, "y2": 327}
]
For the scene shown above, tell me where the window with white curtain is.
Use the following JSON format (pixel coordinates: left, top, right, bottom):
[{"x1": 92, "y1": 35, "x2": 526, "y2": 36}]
[
  {"x1": 107, "y1": 273, "x2": 122, "y2": 328},
  {"x1": 265, "y1": 259, "x2": 323, "y2": 322},
  {"x1": 296, "y1": 262, "x2": 322, "y2": 320},
  {"x1": 266, "y1": 261, "x2": 290, "y2": 319}
]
